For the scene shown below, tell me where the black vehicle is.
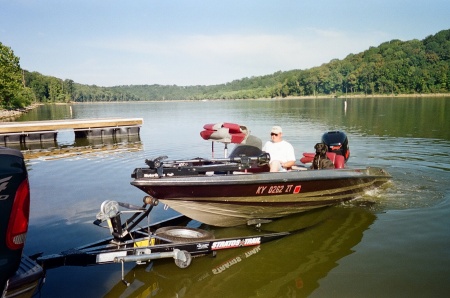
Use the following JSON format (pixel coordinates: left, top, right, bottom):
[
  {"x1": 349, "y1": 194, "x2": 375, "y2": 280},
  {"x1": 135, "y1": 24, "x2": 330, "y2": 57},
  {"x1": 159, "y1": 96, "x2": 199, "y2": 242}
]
[{"x1": 1, "y1": 147, "x2": 43, "y2": 297}]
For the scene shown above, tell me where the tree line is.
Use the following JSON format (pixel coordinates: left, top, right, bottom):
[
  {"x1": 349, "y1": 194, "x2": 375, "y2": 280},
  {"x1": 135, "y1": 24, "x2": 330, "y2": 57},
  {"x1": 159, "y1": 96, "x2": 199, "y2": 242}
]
[{"x1": 1, "y1": 29, "x2": 449, "y2": 109}]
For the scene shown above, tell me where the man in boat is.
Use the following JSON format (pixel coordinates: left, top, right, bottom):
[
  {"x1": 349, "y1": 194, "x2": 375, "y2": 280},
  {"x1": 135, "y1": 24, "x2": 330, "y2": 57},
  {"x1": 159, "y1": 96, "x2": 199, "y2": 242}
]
[{"x1": 262, "y1": 126, "x2": 296, "y2": 172}]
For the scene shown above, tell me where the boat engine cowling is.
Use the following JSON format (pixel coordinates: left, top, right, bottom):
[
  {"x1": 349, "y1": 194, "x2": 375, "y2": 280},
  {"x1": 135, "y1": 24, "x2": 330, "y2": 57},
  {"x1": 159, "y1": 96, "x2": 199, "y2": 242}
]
[{"x1": 321, "y1": 131, "x2": 350, "y2": 162}]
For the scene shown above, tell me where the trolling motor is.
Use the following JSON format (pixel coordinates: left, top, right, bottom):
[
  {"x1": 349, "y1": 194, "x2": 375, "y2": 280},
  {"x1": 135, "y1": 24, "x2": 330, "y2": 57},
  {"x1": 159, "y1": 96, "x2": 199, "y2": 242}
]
[
  {"x1": 144, "y1": 155, "x2": 168, "y2": 177},
  {"x1": 137, "y1": 152, "x2": 270, "y2": 178}
]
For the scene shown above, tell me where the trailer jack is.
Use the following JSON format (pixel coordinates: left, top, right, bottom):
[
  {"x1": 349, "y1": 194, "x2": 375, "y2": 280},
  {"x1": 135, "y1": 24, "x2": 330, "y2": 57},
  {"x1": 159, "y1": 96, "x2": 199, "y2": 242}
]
[{"x1": 115, "y1": 249, "x2": 192, "y2": 286}]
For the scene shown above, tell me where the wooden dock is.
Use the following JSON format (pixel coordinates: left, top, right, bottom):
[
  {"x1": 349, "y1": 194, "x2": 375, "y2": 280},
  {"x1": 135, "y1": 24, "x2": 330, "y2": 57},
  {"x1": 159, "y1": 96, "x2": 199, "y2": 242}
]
[{"x1": 0, "y1": 118, "x2": 143, "y2": 145}]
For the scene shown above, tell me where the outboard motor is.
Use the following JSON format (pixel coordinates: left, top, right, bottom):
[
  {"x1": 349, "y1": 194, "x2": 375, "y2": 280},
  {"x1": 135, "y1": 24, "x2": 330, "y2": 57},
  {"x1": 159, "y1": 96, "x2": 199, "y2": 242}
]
[{"x1": 321, "y1": 131, "x2": 350, "y2": 162}]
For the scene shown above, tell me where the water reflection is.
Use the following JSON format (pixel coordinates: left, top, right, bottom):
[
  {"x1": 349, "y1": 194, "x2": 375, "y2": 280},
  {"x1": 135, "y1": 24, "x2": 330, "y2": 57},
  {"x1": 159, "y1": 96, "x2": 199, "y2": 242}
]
[
  {"x1": 9, "y1": 135, "x2": 143, "y2": 160},
  {"x1": 103, "y1": 206, "x2": 376, "y2": 298}
]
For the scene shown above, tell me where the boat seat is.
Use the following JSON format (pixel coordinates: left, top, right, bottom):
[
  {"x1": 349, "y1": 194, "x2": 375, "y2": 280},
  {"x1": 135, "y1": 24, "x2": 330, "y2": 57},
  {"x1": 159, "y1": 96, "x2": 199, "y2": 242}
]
[
  {"x1": 229, "y1": 135, "x2": 263, "y2": 158},
  {"x1": 334, "y1": 154, "x2": 345, "y2": 169},
  {"x1": 325, "y1": 152, "x2": 344, "y2": 169},
  {"x1": 326, "y1": 152, "x2": 336, "y2": 164},
  {"x1": 300, "y1": 153, "x2": 315, "y2": 164},
  {"x1": 229, "y1": 145, "x2": 263, "y2": 158}
]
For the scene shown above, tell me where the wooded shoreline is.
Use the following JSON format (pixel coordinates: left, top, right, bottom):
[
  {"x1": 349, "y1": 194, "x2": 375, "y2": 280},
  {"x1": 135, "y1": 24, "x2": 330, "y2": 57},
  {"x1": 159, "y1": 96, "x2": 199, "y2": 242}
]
[{"x1": 3, "y1": 30, "x2": 449, "y2": 110}]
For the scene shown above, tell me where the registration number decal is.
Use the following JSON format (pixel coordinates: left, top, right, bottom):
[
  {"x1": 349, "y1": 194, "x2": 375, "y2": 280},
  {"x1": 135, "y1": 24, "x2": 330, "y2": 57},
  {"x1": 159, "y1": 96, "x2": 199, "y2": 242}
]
[{"x1": 255, "y1": 184, "x2": 301, "y2": 195}]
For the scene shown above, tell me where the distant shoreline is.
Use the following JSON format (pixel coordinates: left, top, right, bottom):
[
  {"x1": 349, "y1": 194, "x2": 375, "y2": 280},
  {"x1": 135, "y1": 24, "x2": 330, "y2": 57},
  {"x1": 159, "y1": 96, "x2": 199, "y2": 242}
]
[
  {"x1": 279, "y1": 92, "x2": 450, "y2": 100},
  {"x1": 1, "y1": 93, "x2": 449, "y2": 120}
]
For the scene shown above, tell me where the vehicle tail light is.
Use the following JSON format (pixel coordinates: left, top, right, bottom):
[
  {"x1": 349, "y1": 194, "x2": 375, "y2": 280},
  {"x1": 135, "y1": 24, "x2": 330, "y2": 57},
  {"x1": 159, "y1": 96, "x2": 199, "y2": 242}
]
[{"x1": 6, "y1": 179, "x2": 30, "y2": 250}]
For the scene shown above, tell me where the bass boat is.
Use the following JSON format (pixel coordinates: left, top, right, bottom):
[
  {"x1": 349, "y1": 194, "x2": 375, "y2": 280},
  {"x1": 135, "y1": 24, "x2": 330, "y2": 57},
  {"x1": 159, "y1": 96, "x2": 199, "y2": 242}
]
[{"x1": 131, "y1": 123, "x2": 391, "y2": 227}]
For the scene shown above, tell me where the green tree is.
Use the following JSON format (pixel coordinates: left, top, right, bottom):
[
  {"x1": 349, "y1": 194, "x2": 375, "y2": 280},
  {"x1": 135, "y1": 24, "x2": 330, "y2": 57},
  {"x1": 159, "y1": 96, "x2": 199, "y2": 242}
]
[{"x1": 0, "y1": 42, "x2": 32, "y2": 108}]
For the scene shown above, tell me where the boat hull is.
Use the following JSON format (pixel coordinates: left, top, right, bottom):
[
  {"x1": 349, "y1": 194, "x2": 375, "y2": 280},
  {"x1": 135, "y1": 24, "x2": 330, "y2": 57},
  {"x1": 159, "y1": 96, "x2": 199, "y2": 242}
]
[{"x1": 131, "y1": 167, "x2": 391, "y2": 227}]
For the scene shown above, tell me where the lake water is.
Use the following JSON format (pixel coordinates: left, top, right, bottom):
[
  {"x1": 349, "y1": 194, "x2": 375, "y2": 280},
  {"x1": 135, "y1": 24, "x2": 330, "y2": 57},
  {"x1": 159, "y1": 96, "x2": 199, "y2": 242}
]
[{"x1": 15, "y1": 97, "x2": 450, "y2": 297}]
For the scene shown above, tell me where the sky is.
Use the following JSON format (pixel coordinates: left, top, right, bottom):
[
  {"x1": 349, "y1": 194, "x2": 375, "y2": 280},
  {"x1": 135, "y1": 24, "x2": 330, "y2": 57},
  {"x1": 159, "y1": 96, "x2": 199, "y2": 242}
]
[{"x1": 1, "y1": 0, "x2": 449, "y2": 87}]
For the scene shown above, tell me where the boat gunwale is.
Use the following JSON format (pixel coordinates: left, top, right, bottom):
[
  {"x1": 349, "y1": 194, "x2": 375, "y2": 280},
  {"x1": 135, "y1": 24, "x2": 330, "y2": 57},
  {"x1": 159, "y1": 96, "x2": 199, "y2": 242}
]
[{"x1": 131, "y1": 166, "x2": 391, "y2": 186}]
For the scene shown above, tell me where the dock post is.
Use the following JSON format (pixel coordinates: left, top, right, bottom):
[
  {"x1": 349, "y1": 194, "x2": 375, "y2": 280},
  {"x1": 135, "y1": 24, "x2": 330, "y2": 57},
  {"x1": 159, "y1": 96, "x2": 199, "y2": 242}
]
[{"x1": 23, "y1": 131, "x2": 57, "y2": 143}]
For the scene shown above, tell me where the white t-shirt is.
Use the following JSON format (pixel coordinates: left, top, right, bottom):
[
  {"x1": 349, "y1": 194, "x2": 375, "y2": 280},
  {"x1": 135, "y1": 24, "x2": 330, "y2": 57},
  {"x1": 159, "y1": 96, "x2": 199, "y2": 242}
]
[{"x1": 263, "y1": 140, "x2": 296, "y2": 163}]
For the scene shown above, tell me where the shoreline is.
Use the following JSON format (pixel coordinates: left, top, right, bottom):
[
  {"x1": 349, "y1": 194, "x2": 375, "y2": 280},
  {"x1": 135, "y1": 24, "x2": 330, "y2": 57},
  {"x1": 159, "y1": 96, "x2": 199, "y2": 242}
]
[
  {"x1": 1, "y1": 93, "x2": 449, "y2": 120},
  {"x1": 0, "y1": 104, "x2": 42, "y2": 121}
]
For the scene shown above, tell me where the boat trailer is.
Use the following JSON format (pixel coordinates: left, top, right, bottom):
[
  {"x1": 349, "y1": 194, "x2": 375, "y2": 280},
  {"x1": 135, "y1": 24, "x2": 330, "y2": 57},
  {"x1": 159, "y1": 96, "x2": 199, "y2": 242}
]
[{"x1": 35, "y1": 196, "x2": 295, "y2": 286}]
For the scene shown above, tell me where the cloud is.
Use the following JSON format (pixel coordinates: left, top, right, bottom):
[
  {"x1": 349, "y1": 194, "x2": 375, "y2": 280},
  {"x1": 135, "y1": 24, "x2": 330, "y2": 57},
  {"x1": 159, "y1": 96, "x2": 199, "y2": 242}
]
[{"x1": 70, "y1": 28, "x2": 389, "y2": 86}]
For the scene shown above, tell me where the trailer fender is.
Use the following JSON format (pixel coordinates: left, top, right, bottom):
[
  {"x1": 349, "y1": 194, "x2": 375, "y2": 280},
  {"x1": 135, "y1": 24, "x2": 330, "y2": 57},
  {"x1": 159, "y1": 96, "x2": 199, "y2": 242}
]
[{"x1": 155, "y1": 227, "x2": 215, "y2": 243}]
